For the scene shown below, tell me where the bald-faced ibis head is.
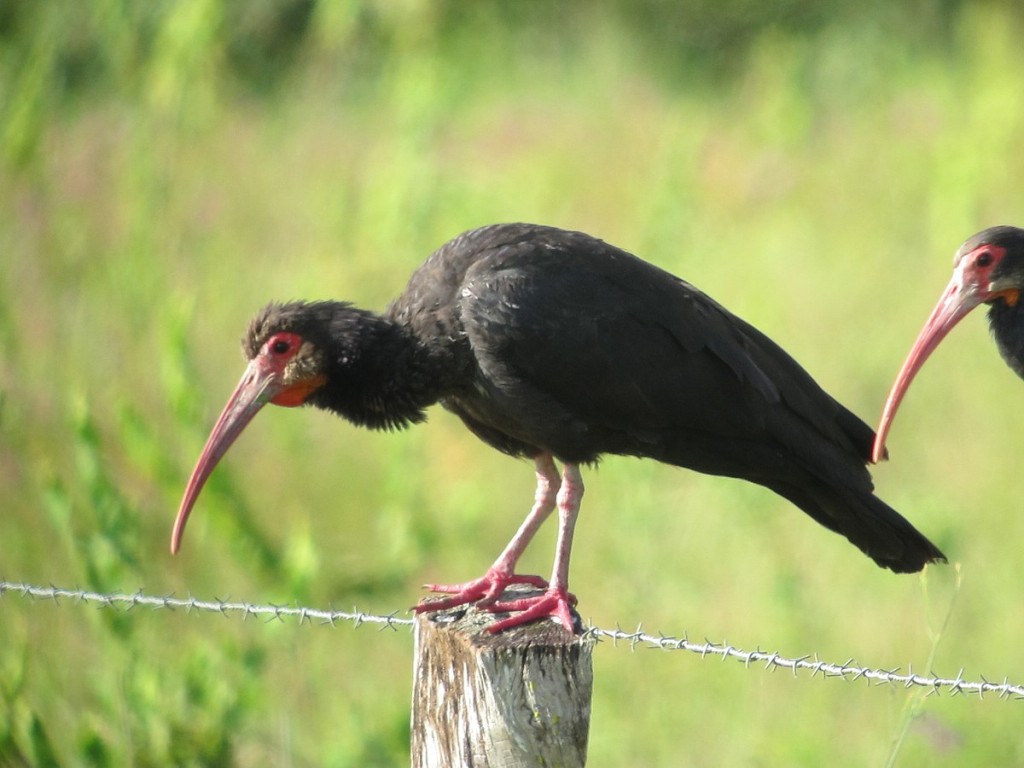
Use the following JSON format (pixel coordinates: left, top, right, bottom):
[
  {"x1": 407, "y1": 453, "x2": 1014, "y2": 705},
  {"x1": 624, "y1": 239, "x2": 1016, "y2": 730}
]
[
  {"x1": 173, "y1": 326, "x2": 323, "y2": 554},
  {"x1": 873, "y1": 226, "x2": 1024, "y2": 462}
]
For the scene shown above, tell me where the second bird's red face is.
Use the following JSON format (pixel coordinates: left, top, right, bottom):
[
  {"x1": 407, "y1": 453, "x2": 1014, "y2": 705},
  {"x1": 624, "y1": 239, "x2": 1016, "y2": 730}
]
[{"x1": 953, "y1": 242, "x2": 1020, "y2": 309}]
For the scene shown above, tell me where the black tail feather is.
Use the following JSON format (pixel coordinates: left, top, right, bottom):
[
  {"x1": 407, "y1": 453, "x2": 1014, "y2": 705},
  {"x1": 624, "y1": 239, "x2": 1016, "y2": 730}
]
[{"x1": 768, "y1": 482, "x2": 946, "y2": 573}]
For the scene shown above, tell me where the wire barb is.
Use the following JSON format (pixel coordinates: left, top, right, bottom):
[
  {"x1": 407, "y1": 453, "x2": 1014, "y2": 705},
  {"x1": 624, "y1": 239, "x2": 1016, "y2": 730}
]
[{"x1": 2, "y1": 580, "x2": 1022, "y2": 699}]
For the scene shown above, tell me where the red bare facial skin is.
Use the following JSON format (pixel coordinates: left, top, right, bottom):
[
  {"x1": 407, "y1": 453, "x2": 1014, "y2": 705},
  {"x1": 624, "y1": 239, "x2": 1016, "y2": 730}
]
[
  {"x1": 171, "y1": 332, "x2": 318, "y2": 554},
  {"x1": 871, "y1": 244, "x2": 1008, "y2": 463}
]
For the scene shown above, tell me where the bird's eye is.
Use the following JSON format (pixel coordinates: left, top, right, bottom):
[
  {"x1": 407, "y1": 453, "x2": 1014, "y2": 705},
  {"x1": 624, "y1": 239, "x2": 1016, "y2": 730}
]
[
  {"x1": 976, "y1": 250, "x2": 993, "y2": 268},
  {"x1": 267, "y1": 333, "x2": 295, "y2": 356}
]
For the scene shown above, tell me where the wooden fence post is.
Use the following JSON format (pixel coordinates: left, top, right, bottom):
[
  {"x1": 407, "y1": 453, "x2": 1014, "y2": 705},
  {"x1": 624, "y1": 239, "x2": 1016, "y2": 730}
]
[{"x1": 411, "y1": 589, "x2": 595, "y2": 767}]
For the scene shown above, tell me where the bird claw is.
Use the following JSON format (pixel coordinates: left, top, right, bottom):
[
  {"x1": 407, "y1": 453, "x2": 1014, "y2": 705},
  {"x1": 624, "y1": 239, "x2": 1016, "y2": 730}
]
[
  {"x1": 414, "y1": 570, "x2": 579, "y2": 633},
  {"x1": 414, "y1": 569, "x2": 549, "y2": 614},
  {"x1": 486, "y1": 587, "x2": 578, "y2": 634}
]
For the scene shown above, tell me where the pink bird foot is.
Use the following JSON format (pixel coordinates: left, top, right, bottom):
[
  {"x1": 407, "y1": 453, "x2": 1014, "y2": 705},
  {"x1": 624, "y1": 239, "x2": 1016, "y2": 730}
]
[
  {"x1": 414, "y1": 570, "x2": 579, "y2": 634},
  {"x1": 487, "y1": 586, "x2": 578, "y2": 634},
  {"x1": 414, "y1": 567, "x2": 549, "y2": 614}
]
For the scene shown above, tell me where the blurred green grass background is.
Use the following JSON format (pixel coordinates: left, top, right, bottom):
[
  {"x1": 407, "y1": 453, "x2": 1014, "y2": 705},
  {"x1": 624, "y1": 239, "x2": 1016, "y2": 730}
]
[{"x1": 3, "y1": 0, "x2": 1024, "y2": 764}]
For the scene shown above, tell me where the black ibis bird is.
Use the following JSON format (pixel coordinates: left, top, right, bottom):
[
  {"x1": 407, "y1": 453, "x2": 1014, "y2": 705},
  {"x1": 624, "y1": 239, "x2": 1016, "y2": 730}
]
[
  {"x1": 873, "y1": 226, "x2": 1024, "y2": 463},
  {"x1": 172, "y1": 223, "x2": 944, "y2": 633}
]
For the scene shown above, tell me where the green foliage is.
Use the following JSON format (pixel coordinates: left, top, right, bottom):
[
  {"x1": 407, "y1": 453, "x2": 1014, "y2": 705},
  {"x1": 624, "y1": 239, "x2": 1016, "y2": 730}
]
[{"x1": 3, "y1": 1, "x2": 1024, "y2": 764}]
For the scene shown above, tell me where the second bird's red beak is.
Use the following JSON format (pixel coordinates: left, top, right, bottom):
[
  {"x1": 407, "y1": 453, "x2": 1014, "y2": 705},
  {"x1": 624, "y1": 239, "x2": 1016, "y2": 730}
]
[
  {"x1": 871, "y1": 264, "x2": 985, "y2": 463},
  {"x1": 171, "y1": 358, "x2": 283, "y2": 554}
]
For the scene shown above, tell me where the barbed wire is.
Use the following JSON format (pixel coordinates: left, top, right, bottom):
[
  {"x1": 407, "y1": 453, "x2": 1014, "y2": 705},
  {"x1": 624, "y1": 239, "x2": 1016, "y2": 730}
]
[
  {"x1": 3, "y1": 580, "x2": 1021, "y2": 700},
  {"x1": 0, "y1": 580, "x2": 412, "y2": 630}
]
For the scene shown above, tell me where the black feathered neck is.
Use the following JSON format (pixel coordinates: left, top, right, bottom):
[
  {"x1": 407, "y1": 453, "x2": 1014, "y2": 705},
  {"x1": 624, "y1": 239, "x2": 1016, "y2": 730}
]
[
  {"x1": 988, "y1": 300, "x2": 1024, "y2": 380},
  {"x1": 245, "y1": 301, "x2": 459, "y2": 431}
]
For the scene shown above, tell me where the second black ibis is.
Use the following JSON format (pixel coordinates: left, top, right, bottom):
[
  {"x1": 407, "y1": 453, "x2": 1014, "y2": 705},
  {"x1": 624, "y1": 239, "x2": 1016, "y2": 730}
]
[
  {"x1": 873, "y1": 226, "x2": 1024, "y2": 462},
  {"x1": 172, "y1": 223, "x2": 945, "y2": 633}
]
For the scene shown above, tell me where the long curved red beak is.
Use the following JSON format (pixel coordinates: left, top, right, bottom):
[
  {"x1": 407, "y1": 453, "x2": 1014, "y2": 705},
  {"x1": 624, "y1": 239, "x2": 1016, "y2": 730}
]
[
  {"x1": 171, "y1": 359, "x2": 282, "y2": 554},
  {"x1": 872, "y1": 268, "x2": 983, "y2": 463}
]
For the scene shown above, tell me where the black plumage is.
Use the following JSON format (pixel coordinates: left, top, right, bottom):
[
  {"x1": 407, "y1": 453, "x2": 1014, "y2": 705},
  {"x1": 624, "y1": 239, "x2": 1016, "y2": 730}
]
[{"x1": 174, "y1": 223, "x2": 944, "y2": 633}]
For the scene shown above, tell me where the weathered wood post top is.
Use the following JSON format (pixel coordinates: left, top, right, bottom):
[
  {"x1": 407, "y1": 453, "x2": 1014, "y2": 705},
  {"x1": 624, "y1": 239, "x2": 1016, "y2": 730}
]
[{"x1": 411, "y1": 589, "x2": 595, "y2": 768}]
